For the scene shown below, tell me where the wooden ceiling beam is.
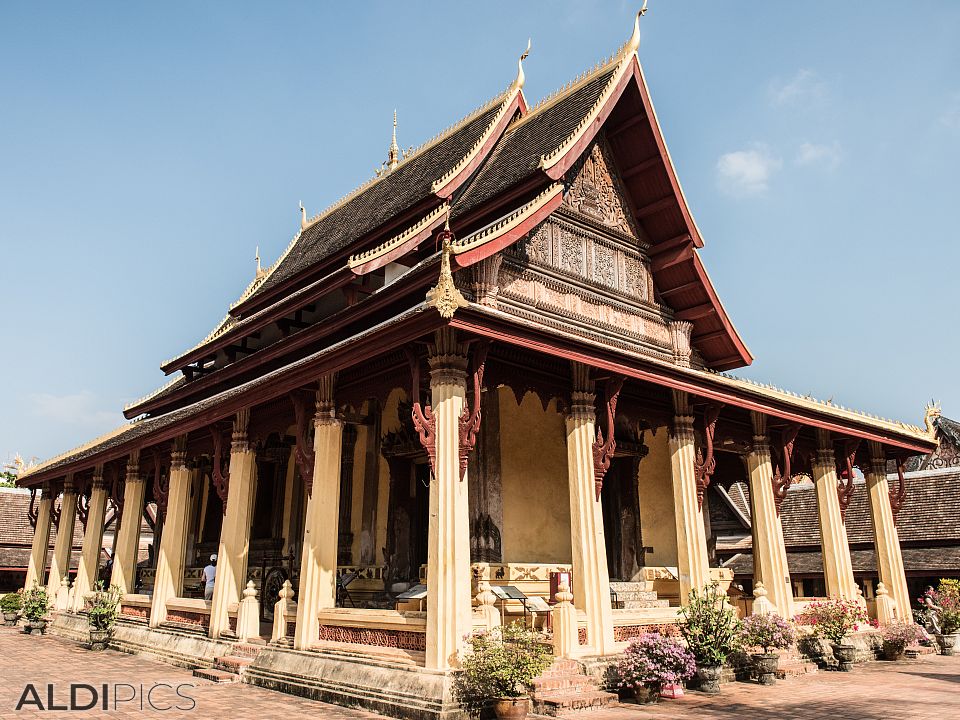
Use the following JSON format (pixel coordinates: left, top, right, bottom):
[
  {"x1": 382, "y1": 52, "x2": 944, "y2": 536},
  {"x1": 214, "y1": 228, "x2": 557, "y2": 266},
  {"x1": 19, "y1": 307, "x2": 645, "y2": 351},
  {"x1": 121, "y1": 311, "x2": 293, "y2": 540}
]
[
  {"x1": 675, "y1": 302, "x2": 715, "y2": 321},
  {"x1": 607, "y1": 113, "x2": 648, "y2": 140},
  {"x1": 660, "y1": 279, "x2": 702, "y2": 299},
  {"x1": 621, "y1": 155, "x2": 661, "y2": 180},
  {"x1": 634, "y1": 194, "x2": 676, "y2": 219},
  {"x1": 692, "y1": 329, "x2": 730, "y2": 343}
]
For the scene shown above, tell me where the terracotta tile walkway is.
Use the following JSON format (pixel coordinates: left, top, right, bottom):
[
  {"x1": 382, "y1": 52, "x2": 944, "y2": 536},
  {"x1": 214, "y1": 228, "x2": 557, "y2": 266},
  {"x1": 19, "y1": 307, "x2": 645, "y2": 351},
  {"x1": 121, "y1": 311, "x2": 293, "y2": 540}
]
[{"x1": 1, "y1": 624, "x2": 958, "y2": 719}]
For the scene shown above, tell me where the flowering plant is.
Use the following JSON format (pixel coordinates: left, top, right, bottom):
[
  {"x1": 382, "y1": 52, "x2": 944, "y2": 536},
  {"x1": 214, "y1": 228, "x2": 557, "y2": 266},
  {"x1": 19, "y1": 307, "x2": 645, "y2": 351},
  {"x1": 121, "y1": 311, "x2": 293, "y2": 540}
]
[
  {"x1": 456, "y1": 623, "x2": 552, "y2": 700},
  {"x1": 21, "y1": 584, "x2": 50, "y2": 623},
  {"x1": 613, "y1": 633, "x2": 696, "y2": 694},
  {"x1": 86, "y1": 582, "x2": 123, "y2": 632},
  {"x1": 679, "y1": 582, "x2": 742, "y2": 666},
  {"x1": 919, "y1": 581, "x2": 960, "y2": 634},
  {"x1": 880, "y1": 621, "x2": 924, "y2": 652},
  {"x1": 740, "y1": 613, "x2": 796, "y2": 654},
  {"x1": 794, "y1": 599, "x2": 868, "y2": 645}
]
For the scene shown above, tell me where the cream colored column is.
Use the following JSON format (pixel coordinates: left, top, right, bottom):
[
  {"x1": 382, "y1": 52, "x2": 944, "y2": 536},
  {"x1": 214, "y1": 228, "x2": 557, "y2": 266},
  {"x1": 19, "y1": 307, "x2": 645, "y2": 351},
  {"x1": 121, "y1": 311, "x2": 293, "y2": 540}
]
[
  {"x1": 47, "y1": 478, "x2": 78, "y2": 600},
  {"x1": 669, "y1": 391, "x2": 711, "y2": 602},
  {"x1": 111, "y1": 452, "x2": 146, "y2": 595},
  {"x1": 150, "y1": 437, "x2": 192, "y2": 627},
  {"x1": 565, "y1": 362, "x2": 614, "y2": 656},
  {"x1": 23, "y1": 486, "x2": 53, "y2": 591},
  {"x1": 71, "y1": 471, "x2": 109, "y2": 610},
  {"x1": 209, "y1": 410, "x2": 258, "y2": 638},
  {"x1": 746, "y1": 413, "x2": 794, "y2": 617},
  {"x1": 294, "y1": 376, "x2": 343, "y2": 650},
  {"x1": 425, "y1": 330, "x2": 473, "y2": 670},
  {"x1": 812, "y1": 429, "x2": 857, "y2": 599},
  {"x1": 864, "y1": 441, "x2": 910, "y2": 621}
]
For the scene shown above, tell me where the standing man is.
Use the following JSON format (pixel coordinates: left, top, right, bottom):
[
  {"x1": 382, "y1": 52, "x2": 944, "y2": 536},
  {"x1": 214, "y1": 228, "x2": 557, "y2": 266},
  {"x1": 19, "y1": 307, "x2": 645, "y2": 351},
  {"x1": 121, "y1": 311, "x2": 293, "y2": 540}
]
[{"x1": 202, "y1": 554, "x2": 217, "y2": 601}]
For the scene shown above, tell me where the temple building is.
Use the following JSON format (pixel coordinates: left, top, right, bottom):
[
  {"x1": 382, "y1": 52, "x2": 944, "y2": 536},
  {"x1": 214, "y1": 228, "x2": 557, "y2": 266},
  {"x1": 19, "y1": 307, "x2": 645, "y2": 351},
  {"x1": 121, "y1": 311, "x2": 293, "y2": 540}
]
[{"x1": 16, "y1": 14, "x2": 938, "y2": 718}]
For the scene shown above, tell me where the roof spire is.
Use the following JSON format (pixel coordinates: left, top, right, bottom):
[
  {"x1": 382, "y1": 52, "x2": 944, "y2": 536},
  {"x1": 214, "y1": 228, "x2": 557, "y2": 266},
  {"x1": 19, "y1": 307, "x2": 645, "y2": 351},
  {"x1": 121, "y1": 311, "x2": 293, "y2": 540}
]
[
  {"x1": 511, "y1": 38, "x2": 531, "y2": 92},
  {"x1": 254, "y1": 245, "x2": 266, "y2": 280},
  {"x1": 299, "y1": 201, "x2": 308, "y2": 229},
  {"x1": 387, "y1": 109, "x2": 400, "y2": 171},
  {"x1": 624, "y1": 2, "x2": 647, "y2": 58}
]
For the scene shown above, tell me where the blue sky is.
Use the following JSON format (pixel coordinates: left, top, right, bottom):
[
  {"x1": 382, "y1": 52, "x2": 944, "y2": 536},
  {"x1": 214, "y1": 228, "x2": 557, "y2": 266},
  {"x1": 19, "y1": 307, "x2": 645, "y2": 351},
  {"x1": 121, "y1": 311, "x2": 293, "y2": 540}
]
[{"x1": 1, "y1": 1, "x2": 958, "y2": 465}]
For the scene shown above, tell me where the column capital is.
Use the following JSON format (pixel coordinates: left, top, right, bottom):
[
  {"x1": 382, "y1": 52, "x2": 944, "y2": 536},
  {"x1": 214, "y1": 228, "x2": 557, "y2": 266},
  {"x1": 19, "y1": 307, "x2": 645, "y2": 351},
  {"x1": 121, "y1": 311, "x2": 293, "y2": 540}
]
[
  {"x1": 232, "y1": 408, "x2": 251, "y2": 453},
  {"x1": 125, "y1": 449, "x2": 143, "y2": 482},
  {"x1": 427, "y1": 328, "x2": 468, "y2": 387},
  {"x1": 568, "y1": 391, "x2": 596, "y2": 422},
  {"x1": 62, "y1": 476, "x2": 78, "y2": 495},
  {"x1": 171, "y1": 435, "x2": 189, "y2": 471},
  {"x1": 314, "y1": 373, "x2": 340, "y2": 427}
]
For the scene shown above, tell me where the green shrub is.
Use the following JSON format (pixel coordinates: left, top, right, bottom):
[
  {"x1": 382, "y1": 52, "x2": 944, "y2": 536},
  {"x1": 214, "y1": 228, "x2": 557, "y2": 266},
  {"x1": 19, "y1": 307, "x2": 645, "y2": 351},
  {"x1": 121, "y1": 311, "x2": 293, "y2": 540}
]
[
  {"x1": 21, "y1": 585, "x2": 50, "y2": 623},
  {"x1": 679, "y1": 582, "x2": 742, "y2": 667},
  {"x1": 1, "y1": 591, "x2": 23, "y2": 613},
  {"x1": 86, "y1": 583, "x2": 123, "y2": 632},
  {"x1": 456, "y1": 622, "x2": 552, "y2": 702}
]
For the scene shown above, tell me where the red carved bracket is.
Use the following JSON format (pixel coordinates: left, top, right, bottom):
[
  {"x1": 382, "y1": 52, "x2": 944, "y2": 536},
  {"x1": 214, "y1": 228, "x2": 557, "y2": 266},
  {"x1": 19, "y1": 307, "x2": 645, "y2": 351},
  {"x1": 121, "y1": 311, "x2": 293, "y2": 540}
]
[
  {"x1": 405, "y1": 346, "x2": 437, "y2": 477},
  {"x1": 290, "y1": 390, "x2": 316, "y2": 496},
  {"x1": 28, "y1": 488, "x2": 39, "y2": 529},
  {"x1": 836, "y1": 439, "x2": 860, "y2": 522},
  {"x1": 592, "y1": 375, "x2": 624, "y2": 501},
  {"x1": 152, "y1": 448, "x2": 170, "y2": 518},
  {"x1": 772, "y1": 424, "x2": 800, "y2": 515},
  {"x1": 458, "y1": 341, "x2": 490, "y2": 481},
  {"x1": 694, "y1": 404, "x2": 723, "y2": 511},
  {"x1": 890, "y1": 458, "x2": 908, "y2": 524},
  {"x1": 77, "y1": 491, "x2": 90, "y2": 532},
  {"x1": 210, "y1": 425, "x2": 230, "y2": 513}
]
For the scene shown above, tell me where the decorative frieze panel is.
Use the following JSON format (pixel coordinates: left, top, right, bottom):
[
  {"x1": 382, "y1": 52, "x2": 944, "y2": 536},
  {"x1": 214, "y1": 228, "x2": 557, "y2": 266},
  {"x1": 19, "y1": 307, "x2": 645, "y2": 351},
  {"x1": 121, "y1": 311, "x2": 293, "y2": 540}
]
[
  {"x1": 515, "y1": 219, "x2": 652, "y2": 303},
  {"x1": 317, "y1": 624, "x2": 426, "y2": 651},
  {"x1": 613, "y1": 623, "x2": 681, "y2": 642},
  {"x1": 498, "y1": 263, "x2": 671, "y2": 349}
]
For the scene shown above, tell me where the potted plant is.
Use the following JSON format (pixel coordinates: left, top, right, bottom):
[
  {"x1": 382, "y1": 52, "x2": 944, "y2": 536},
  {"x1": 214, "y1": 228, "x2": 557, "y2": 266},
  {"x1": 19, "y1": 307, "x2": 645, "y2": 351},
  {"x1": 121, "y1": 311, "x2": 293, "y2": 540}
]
[
  {"x1": 456, "y1": 622, "x2": 552, "y2": 719},
  {"x1": 880, "y1": 621, "x2": 923, "y2": 661},
  {"x1": 919, "y1": 581, "x2": 960, "y2": 655},
  {"x1": 86, "y1": 583, "x2": 122, "y2": 650},
  {"x1": 679, "y1": 582, "x2": 742, "y2": 693},
  {"x1": 794, "y1": 599, "x2": 868, "y2": 671},
  {"x1": 739, "y1": 613, "x2": 796, "y2": 685},
  {"x1": 21, "y1": 584, "x2": 51, "y2": 635},
  {"x1": 1, "y1": 591, "x2": 23, "y2": 626},
  {"x1": 612, "y1": 632, "x2": 695, "y2": 703}
]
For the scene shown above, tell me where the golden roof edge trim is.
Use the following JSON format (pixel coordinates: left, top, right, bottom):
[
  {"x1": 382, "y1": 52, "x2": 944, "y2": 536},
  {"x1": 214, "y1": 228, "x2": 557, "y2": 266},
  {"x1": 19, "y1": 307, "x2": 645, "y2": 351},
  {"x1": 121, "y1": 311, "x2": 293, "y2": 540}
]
[
  {"x1": 451, "y1": 182, "x2": 563, "y2": 255},
  {"x1": 348, "y1": 204, "x2": 449, "y2": 269}
]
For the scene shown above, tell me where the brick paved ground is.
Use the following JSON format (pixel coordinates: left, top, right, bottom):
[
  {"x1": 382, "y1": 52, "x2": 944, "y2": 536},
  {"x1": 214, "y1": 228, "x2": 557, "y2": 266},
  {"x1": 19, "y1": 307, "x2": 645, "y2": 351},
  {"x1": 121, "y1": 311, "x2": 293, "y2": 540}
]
[{"x1": 2, "y1": 624, "x2": 958, "y2": 719}]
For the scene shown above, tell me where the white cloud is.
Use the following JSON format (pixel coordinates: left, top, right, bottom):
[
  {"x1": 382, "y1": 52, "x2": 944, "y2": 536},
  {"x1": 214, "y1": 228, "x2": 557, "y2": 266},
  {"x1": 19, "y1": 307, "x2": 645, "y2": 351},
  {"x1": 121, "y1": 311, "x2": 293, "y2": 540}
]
[
  {"x1": 716, "y1": 145, "x2": 782, "y2": 197},
  {"x1": 30, "y1": 390, "x2": 121, "y2": 428},
  {"x1": 770, "y1": 69, "x2": 827, "y2": 106},
  {"x1": 796, "y1": 141, "x2": 843, "y2": 170}
]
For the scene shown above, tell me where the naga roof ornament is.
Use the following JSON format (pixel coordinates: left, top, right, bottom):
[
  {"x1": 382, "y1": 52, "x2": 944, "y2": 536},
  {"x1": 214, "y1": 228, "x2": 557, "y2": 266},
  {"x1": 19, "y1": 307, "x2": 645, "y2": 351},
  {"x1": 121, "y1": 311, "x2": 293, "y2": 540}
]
[{"x1": 426, "y1": 214, "x2": 468, "y2": 319}]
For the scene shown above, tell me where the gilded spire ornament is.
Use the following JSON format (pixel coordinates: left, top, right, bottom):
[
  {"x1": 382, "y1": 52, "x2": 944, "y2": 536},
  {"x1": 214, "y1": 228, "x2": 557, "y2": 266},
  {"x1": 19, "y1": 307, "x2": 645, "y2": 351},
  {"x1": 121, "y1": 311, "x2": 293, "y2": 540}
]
[
  {"x1": 254, "y1": 246, "x2": 266, "y2": 280},
  {"x1": 426, "y1": 214, "x2": 467, "y2": 319},
  {"x1": 300, "y1": 201, "x2": 308, "y2": 229},
  {"x1": 388, "y1": 109, "x2": 400, "y2": 171},
  {"x1": 510, "y1": 38, "x2": 531, "y2": 92}
]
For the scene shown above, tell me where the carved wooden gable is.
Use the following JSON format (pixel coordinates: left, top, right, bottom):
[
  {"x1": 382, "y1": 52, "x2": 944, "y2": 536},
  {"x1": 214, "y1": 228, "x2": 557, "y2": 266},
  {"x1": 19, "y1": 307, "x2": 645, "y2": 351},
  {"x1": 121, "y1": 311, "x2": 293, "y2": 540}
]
[{"x1": 563, "y1": 135, "x2": 642, "y2": 238}]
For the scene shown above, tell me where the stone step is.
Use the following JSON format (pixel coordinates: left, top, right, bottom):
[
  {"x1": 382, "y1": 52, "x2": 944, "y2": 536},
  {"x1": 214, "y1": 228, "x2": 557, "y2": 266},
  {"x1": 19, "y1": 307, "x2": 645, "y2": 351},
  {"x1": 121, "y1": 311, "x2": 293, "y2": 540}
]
[
  {"x1": 609, "y1": 581, "x2": 654, "y2": 592},
  {"x1": 534, "y1": 689, "x2": 618, "y2": 717},
  {"x1": 539, "y1": 658, "x2": 584, "y2": 675},
  {"x1": 232, "y1": 641, "x2": 266, "y2": 658},
  {"x1": 531, "y1": 674, "x2": 596, "y2": 692},
  {"x1": 618, "y1": 598, "x2": 671, "y2": 609},
  {"x1": 193, "y1": 668, "x2": 240, "y2": 684},
  {"x1": 214, "y1": 655, "x2": 254, "y2": 673}
]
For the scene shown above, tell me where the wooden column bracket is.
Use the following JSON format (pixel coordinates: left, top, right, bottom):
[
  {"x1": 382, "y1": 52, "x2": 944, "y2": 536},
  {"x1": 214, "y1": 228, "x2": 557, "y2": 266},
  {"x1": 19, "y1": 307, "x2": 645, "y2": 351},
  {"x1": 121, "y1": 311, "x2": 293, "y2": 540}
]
[
  {"x1": 772, "y1": 424, "x2": 800, "y2": 515},
  {"x1": 890, "y1": 458, "x2": 908, "y2": 524},
  {"x1": 290, "y1": 390, "x2": 316, "y2": 496},
  {"x1": 50, "y1": 493, "x2": 62, "y2": 530},
  {"x1": 694, "y1": 403, "x2": 723, "y2": 511},
  {"x1": 28, "y1": 488, "x2": 39, "y2": 529},
  {"x1": 152, "y1": 448, "x2": 170, "y2": 518},
  {"x1": 405, "y1": 346, "x2": 436, "y2": 476},
  {"x1": 458, "y1": 341, "x2": 490, "y2": 481},
  {"x1": 210, "y1": 425, "x2": 230, "y2": 513},
  {"x1": 836, "y1": 439, "x2": 860, "y2": 522},
  {"x1": 592, "y1": 375, "x2": 624, "y2": 501},
  {"x1": 77, "y1": 491, "x2": 90, "y2": 532}
]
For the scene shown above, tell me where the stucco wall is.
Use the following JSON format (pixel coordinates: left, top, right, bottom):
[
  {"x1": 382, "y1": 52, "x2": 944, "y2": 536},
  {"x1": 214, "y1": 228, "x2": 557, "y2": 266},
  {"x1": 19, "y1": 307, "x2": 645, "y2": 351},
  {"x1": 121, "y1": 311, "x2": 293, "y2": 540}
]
[
  {"x1": 638, "y1": 428, "x2": 679, "y2": 567},
  {"x1": 497, "y1": 387, "x2": 572, "y2": 564},
  {"x1": 375, "y1": 388, "x2": 406, "y2": 565}
]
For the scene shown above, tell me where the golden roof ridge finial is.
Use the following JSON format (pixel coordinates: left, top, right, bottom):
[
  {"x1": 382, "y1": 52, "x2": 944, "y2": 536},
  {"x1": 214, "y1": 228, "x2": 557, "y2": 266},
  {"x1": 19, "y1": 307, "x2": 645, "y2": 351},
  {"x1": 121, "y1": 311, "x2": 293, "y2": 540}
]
[
  {"x1": 511, "y1": 38, "x2": 531, "y2": 92},
  {"x1": 299, "y1": 200, "x2": 307, "y2": 229},
  {"x1": 388, "y1": 109, "x2": 400, "y2": 171},
  {"x1": 255, "y1": 245, "x2": 266, "y2": 280},
  {"x1": 623, "y1": 1, "x2": 647, "y2": 59}
]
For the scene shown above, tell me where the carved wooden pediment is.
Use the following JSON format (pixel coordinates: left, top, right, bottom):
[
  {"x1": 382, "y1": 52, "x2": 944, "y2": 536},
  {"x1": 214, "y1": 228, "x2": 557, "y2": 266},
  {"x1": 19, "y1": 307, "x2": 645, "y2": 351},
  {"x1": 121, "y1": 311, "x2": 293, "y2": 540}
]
[{"x1": 564, "y1": 135, "x2": 641, "y2": 238}]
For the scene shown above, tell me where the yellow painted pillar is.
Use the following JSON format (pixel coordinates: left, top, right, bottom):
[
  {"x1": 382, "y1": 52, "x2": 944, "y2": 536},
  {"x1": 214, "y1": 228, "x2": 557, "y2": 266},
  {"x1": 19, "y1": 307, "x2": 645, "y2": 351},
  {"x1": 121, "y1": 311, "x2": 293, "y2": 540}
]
[
  {"x1": 746, "y1": 413, "x2": 794, "y2": 617},
  {"x1": 23, "y1": 486, "x2": 53, "y2": 591},
  {"x1": 111, "y1": 452, "x2": 146, "y2": 595},
  {"x1": 150, "y1": 437, "x2": 192, "y2": 627},
  {"x1": 209, "y1": 410, "x2": 258, "y2": 638},
  {"x1": 47, "y1": 478, "x2": 78, "y2": 600},
  {"x1": 564, "y1": 362, "x2": 614, "y2": 655},
  {"x1": 425, "y1": 330, "x2": 473, "y2": 670},
  {"x1": 294, "y1": 376, "x2": 343, "y2": 650},
  {"x1": 71, "y1": 471, "x2": 109, "y2": 611},
  {"x1": 812, "y1": 429, "x2": 858, "y2": 600},
  {"x1": 864, "y1": 441, "x2": 910, "y2": 621},
  {"x1": 669, "y1": 391, "x2": 711, "y2": 602}
]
